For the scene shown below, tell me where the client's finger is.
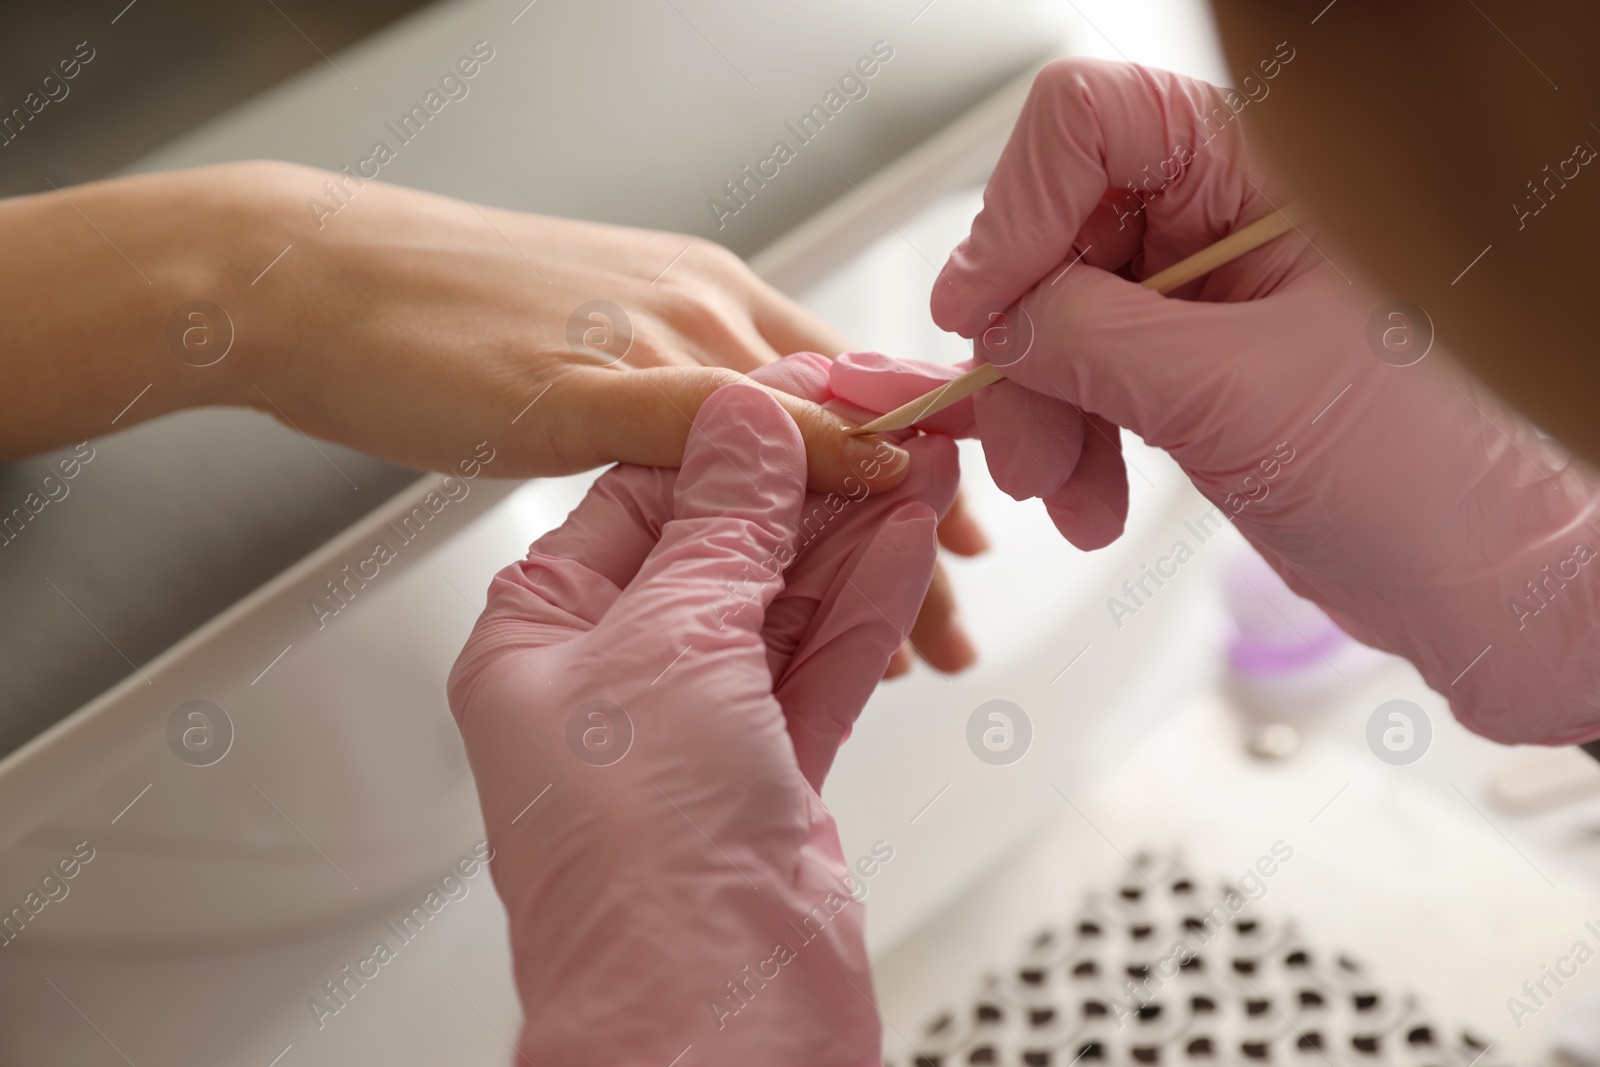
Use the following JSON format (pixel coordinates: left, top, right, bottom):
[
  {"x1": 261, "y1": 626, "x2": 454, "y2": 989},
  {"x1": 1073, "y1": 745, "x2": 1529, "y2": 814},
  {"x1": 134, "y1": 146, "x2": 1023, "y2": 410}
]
[
  {"x1": 907, "y1": 561, "x2": 976, "y2": 673},
  {"x1": 560, "y1": 363, "x2": 911, "y2": 495},
  {"x1": 937, "y1": 490, "x2": 990, "y2": 556},
  {"x1": 778, "y1": 502, "x2": 941, "y2": 789}
]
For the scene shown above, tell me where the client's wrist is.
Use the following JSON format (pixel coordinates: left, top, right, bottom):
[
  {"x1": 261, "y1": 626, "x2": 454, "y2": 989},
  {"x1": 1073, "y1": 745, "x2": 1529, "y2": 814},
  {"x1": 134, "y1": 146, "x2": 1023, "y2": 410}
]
[{"x1": 157, "y1": 160, "x2": 313, "y2": 412}]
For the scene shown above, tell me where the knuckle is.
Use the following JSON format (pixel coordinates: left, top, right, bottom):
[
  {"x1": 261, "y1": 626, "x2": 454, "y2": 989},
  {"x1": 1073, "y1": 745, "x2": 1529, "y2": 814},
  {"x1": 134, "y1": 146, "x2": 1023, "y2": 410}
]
[
  {"x1": 687, "y1": 366, "x2": 746, "y2": 402},
  {"x1": 701, "y1": 366, "x2": 744, "y2": 389},
  {"x1": 686, "y1": 236, "x2": 748, "y2": 278},
  {"x1": 657, "y1": 292, "x2": 747, "y2": 350}
]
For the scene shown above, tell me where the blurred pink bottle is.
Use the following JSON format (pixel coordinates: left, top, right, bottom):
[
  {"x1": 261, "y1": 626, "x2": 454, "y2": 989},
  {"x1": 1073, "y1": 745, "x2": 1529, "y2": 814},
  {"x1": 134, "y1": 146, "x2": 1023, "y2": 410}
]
[{"x1": 1222, "y1": 547, "x2": 1383, "y2": 758}]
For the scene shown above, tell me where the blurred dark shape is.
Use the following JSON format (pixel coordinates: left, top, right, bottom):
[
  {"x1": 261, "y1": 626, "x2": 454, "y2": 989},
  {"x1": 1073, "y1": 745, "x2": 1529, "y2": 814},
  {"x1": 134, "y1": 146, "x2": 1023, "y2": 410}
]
[{"x1": 0, "y1": 0, "x2": 435, "y2": 197}]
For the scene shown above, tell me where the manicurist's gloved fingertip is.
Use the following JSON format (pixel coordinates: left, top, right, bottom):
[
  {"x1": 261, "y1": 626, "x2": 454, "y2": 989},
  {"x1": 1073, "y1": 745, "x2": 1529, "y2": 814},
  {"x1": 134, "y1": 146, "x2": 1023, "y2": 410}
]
[{"x1": 1043, "y1": 461, "x2": 1129, "y2": 552}]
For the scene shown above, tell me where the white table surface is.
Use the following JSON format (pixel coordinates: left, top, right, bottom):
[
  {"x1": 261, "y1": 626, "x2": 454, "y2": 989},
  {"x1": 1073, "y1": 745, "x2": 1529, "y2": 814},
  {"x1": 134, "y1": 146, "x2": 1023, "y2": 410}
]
[{"x1": 873, "y1": 667, "x2": 1600, "y2": 1066}]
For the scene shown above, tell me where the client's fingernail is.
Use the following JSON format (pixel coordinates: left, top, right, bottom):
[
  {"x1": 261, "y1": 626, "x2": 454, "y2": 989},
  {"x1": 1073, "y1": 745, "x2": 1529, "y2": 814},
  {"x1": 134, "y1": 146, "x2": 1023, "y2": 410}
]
[{"x1": 845, "y1": 433, "x2": 910, "y2": 480}]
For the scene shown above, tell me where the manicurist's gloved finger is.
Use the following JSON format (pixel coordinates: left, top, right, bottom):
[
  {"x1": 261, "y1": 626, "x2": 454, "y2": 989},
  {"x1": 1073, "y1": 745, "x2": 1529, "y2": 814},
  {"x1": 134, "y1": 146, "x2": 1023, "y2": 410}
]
[
  {"x1": 999, "y1": 260, "x2": 1297, "y2": 452},
  {"x1": 445, "y1": 467, "x2": 680, "y2": 702},
  {"x1": 514, "y1": 467, "x2": 675, "y2": 613},
  {"x1": 826, "y1": 351, "x2": 976, "y2": 436},
  {"x1": 930, "y1": 56, "x2": 1302, "y2": 338},
  {"x1": 600, "y1": 382, "x2": 808, "y2": 662},
  {"x1": 455, "y1": 380, "x2": 814, "y2": 715},
  {"x1": 752, "y1": 351, "x2": 978, "y2": 677},
  {"x1": 778, "y1": 502, "x2": 942, "y2": 789},
  {"x1": 1039, "y1": 411, "x2": 1128, "y2": 550},
  {"x1": 970, "y1": 377, "x2": 1085, "y2": 501},
  {"x1": 828, "y1": 351, "x2": 1124, "y2": 545},
  {"x1": 829, "y1": 352, "x2": 1087, "y2": 501},
  {"x1": 757, "y1": 421, "x2": 960, "y2": 784}
]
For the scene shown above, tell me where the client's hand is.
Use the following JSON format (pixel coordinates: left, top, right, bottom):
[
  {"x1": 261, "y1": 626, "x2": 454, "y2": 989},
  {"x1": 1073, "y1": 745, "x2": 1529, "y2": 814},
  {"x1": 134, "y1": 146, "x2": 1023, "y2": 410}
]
[
  {"x1": 447, "y1": 357, "x2": 958, "y2": 1065},
  {"x1": 0, "y1": 161, "x2": 980, "y2": 675}
]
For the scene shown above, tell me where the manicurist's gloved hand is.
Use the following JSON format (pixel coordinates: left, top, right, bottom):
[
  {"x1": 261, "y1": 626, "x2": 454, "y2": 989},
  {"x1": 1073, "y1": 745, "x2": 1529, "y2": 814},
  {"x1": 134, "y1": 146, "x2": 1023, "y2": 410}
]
[
  {"x1": 829, "y1": 57, "x2": 1600, "y2": 745},
  {"x1": 448, "y1": 355, "x2": 958, "y2": 1065}
]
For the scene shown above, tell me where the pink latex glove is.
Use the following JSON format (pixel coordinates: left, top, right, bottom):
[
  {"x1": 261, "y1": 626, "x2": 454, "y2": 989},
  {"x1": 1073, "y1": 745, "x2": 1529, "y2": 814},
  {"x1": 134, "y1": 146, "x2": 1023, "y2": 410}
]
[
  {"x1": 830, "y1": 57, "x2": 1600, "y2": 746},
  {"x1": 448, "y1": 357, "x2": 958, "y2": 1065}
]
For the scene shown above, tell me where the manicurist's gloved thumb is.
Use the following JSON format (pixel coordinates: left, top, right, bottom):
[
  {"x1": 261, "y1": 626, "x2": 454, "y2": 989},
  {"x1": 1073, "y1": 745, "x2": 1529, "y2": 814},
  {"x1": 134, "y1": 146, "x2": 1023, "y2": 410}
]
[{"x1": 601, "y1": 381, "x2": 807, "y2": 652}]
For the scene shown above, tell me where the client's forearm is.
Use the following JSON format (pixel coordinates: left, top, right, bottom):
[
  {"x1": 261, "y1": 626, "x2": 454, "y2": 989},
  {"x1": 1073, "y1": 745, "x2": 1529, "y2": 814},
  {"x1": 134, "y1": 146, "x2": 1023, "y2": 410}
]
[{"x1": 0, "y1": 164, "x2": 287, "y2": 459}]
